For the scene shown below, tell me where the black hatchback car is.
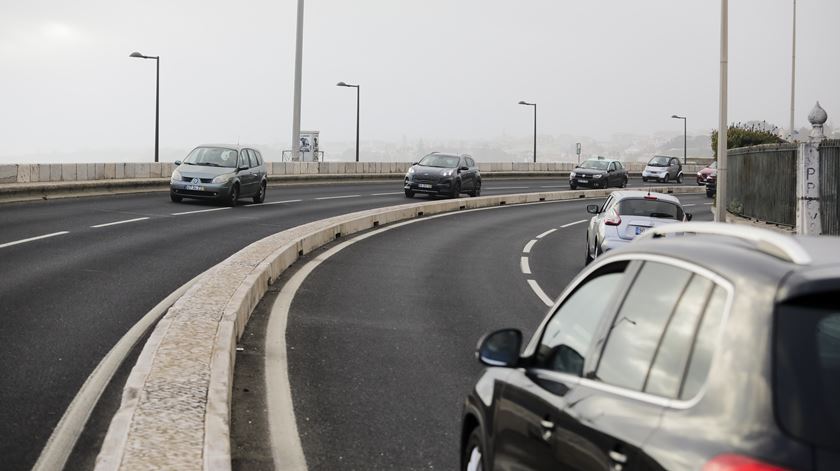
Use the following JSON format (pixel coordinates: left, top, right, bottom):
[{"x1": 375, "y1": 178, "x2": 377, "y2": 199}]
[
  {"x1": 404, "y1": 152, "x2": 481, "y2": 198},
  {"x1": 570, "y1": 158, "x2": 628, "y2": 190},
  {"x1": 462, "y1": 223, "x2": 840, "y2": 471}
]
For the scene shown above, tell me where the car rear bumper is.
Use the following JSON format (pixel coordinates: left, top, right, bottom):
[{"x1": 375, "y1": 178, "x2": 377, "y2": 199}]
[{"x1": 600, "y1": 236, "x2": 631, "y2": 253}]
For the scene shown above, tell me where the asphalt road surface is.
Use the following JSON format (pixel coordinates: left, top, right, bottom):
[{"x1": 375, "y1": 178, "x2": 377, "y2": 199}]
[{"x1": 283, "y1": 193, "x2": 713, "y2": 470}]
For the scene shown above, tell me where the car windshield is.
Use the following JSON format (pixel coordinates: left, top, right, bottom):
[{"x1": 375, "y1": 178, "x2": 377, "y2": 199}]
[
  {"x1": 418, "y1": 154, "x2": 460, "y2": 168},
  {"x1": 183, "y1": 147, "x2": 239, "y2": 168},
  {"x1": 648, "y1": 156, "x2": 670, "y2": 167},
  {"x1": 617, "y1": 199, "x2": 683, "y2": 220},
  {"x1": 579, "y1": 160, "x2": 609, "y2": 170},
  {"x1": 709, "y1": 161, "x2": 718, "y2": 169}
]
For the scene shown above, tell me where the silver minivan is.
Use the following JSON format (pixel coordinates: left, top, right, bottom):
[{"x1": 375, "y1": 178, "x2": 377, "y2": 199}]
[
  {"x1": 641, "y1": 155, "x2": 683, "y2": 183},
  {"x1": 170, "y1": 144, "x2": 268, "y2": 205}
]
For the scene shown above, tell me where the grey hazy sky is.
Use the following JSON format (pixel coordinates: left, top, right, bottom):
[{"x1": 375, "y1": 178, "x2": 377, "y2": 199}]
[{"x1": 1, "y1": 0, "x2": 838, "y2": 162}]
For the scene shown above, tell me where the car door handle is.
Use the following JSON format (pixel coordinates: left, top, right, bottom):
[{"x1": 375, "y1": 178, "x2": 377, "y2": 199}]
[{"x1": 609, "y1": 450, "x2": 627, "y2": 464}]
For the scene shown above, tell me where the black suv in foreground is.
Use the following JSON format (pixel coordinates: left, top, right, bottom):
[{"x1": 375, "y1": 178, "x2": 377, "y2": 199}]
[
  {"x1": 404, "y1": 152, "x2": 481, "y2": 198},
  {"x1": 462, "y1": 223, "x2": 840, "y2": 471}
]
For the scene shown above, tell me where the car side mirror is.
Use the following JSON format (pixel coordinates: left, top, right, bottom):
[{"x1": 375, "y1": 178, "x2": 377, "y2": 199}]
[
  {"x1": 476, "y1": 329, "x2": 522, "y2": 367},
  {"x1": 586, "y1": 204, "x2": 600, "y2": 214},
  {"x1": 686, "y1": 213, "x2": 693, "y2": 221},
  {"x1": 174, "y1": 160, "x2": 182, "y2": 166},
  {"x1": 238, "y1": 166, "x2": 248, "y2": 172},
  {"x1": 411, "y1": 162, "x2": 418, "y2": 166},
  {"x1": 460, "y1": 166, "x2": 469, "y2": 171}
]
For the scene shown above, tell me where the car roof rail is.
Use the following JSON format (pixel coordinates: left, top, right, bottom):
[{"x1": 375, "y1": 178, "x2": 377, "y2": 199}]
[{"x1": 636, "y1": 222, "x2": 811, "y2": 265}]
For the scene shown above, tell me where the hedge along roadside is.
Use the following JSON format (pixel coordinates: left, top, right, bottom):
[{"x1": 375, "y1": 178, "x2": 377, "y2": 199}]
[{"x1": 93, "y1": 186, "x2": 704, "y2": 471}]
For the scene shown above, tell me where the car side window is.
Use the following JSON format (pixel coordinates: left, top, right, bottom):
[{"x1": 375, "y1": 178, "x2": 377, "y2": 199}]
[
  {"x1": 239, "y1": 151, "x2": 250, "y2": 169},
  {"x1": 535, "y1": 264, "x2": 628, "y2": 376},
  {"x1": 595, "y1": 261, "x2": 693, "y2": 391},
  {"x1": 615, "y1": 162, "x2": 623, "y2": 170},
  {"x1": 609, "y1": 162, "x2": 616, "y2": 172},
  {"x1": 247, "y1": 149, "x2": 258, "y2": 168},
  {"x1": 466, "y1": 157, "x2": 475, "y2": 167},
  {"x1": 256, "y1": 151, "x2": 264, "y2": 166},
  {"x1": 680, "y1": 286, "x2": 727, "y2": 399}
]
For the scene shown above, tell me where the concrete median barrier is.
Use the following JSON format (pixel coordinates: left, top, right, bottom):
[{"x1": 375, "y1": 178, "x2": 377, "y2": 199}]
[{"x1": 93, "y1": 185, "x2": 702, "y2": 470}]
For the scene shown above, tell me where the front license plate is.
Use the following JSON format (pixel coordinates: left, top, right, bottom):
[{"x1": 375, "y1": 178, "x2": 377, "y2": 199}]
[
  {"x1": 635, "y1": 226, "x2": 648, "y2": 235},
  {"x1": 186, "y1": 185, "x2": 204, "y2": 191},
  {"x1": 418, "y1": 184, "x2": 432, "y2": 189},
  {"x1": 577, "y1": 179, "x2": 588, "y2": 183}
]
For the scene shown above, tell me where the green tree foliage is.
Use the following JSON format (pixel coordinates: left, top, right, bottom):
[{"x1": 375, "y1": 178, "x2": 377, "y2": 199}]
[{"x1": 711, "y1": 122, "x2": 787, "y2": 157}]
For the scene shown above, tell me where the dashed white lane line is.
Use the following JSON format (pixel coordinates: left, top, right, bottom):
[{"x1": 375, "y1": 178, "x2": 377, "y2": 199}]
[
  {"x1": 0, "y1": 231, "x2": 69, "y2": 249},
  {"x1": 370, "y1": 192, "x2": 404, "y2": 196},
  {"x1": 520, "y1": 257, "x2": 532, "y2": 275},
  {"x1": 540, "y1": 185, "x2": 568, "y2": 188},
  {"x1": 527, "y1": 280, "x2": 555, "y2": 307},
  {"x1": 315, "y1": 194, "x2": 361, "y2": 200},
  {"x1": 171, "y1": 207, "x2": 231, "y2": 216},
  {"x1": 91, "y1": 217, "x2": 150, "y2": 228},
  {"x1": 703, "y1": 202, "x2": 713, "y2": 205},
  {"x1": 683, "y1": 204, "x2": 696, "y2": 207},
  {"x1": 560, "y1": 219, "x2": 587, "y2": 228},
  {"x1": 523, "y1": 239, "x2": 538, "y2": 254},
  {"x1": 484, "y1": 186, "x2": 530, "y2": 190},
  {"x1": 536, "y1": 228, "x2": 557, "y2": 239},
  {"x1": 244, "y1": 199, "x2": 302, "y2": 206}
]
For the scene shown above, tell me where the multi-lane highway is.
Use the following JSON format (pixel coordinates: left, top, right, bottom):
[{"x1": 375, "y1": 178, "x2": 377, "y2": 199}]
[{"x1": 0, "y1": 177, "x2": 699, "y2": 470}]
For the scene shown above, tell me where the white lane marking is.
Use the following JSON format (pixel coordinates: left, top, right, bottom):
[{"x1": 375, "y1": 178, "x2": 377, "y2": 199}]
[
  {"x1": 520, "y1": 257, "x2": 532, "y2": 275},
  {"x1": 370, "y1": 192, "x2": 404, "y2": 196},
  {"x1": 91, "y1": 217, "x2": 150, "y2": 228},
  {"x1": 171, "y1": 207, "x2": 231, "y2": 216},
  {"x1": 682, "y1": 204, "x2": 696, "y2": 207},
  {"x1": 560, "y1": 219, "x2": 587, "y2": 228},
  {"x1": 32, "y1": 270, "x2": 208, "y2": 471},
  {"x1": 704, "y1": 203, "x2": 713, "y2": 205},
  {"x1": 0, "y1": 231, "x2": 69, "y2": 249},
  {"x1": 527, "y1": 280, "x2": 555, "y2": 307},
  {"x1": 540, "y1": 185, "x2": 568, "y2": 188},
  {"x1": 244, "y1": 199, "x2": 302, "y2": 207},
  {"x1": 483, "y1": 186, "x2": 529, "y2": 190},
  {"x1": 536, "y1": 228, "x2": 557, "y2": 239},
  {"x1": 523, "y1": 239, "x2": 538, "y2": 254},
  {"x1": 315, "y1": 194, "x2": 361, "y2": 200}
]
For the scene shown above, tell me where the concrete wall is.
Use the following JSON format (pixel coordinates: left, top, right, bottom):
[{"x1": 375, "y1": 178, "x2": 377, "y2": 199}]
[{"x1": 0, "y1": 161, "x2": 707, "y2": 184}]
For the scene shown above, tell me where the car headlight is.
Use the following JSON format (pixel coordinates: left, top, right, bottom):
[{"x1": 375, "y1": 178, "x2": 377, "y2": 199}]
[
  {"x1": 442, "y1": 169, "x2": 453, "y2": 177},
  {"x1": 407, "y1": 167, "x2": 415, "y2": 175},
  {"x1": 171, "y1": 169, "x2": 181, "y2": 182},
  {"x1": 212, "y1": 173, "x2": 235, "y2": 184},
  {"x1": 570, "y1": 172, "x2": 576, "y2": 178},
  {"x1": 593, "y1": 174, "x2": 602, "y2": 179}
]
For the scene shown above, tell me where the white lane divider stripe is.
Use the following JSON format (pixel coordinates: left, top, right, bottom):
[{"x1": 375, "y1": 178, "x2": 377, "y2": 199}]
[
  {"x1": 560, "y1": 219, "x2": 587, "y2": 228},
  {"x1": 527, "y1": 280, "x2": 555, "y2": 307},
  {"x1": 315, "y1": 195, "x2": 361, "y2": 200},
  {"x1": 703, "y1": 202, "x2": 713, "y2": 205},
  {"x1": 523, "y1": 239, "x2": 538, "y2": 254},
  {"x1": 244, "y1": 200, "x2": 302, "y2": 206},
  {"x1": 682, "y1": 204, "x2": 696, "y2": 207},
  {"x1": 91, "y1": 217, "x2": 150, "y2": 228},
  {"x1": 370, "y1": 192, "x2": 404, "y2": 196},
  {"x1": 484, "y1": 186, "x2": 529, "y2": 190},
  {"x1": 0, "y1": 231, "x2": 69, "y2": 249},
  {"x1": 171, "y1": 207, "x2": 231, "y2": 216},
  {"x1": 539, "y1": 185, "x2": 568, "y2": 188},
  {"x1": 536, "y1": 228, "x2": 557, "y2": 239},
  {"x1": 520, "y1": 257, "x2": 532, "y2": 275}
]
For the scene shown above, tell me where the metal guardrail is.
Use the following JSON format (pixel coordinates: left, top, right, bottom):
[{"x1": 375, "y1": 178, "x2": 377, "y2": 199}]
[
  {"x1": 726, "y1": 143, "x2": 798, "y2": 226},
  {"x1": 820, "y1": 139, "x2": 840, "y2": 235}
]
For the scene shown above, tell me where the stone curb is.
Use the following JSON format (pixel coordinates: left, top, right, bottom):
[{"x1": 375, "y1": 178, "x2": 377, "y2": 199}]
[{"x1": 94, "y1": 186, "x2": 704, "y2": 470}]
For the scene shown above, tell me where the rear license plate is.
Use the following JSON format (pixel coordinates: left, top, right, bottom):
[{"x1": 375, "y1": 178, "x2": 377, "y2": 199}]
[
  {"x1": 186, "y1": 185, "x2": 204, "y2": 191},
  {"x1": 635, "y1": 226, "x2": 648, "y2": 235},
  {"x1": 577, "y1": 179, "x2": 588, "y2": 183},
  {"x1": 418, "y1": 184, "x2": 432, "y2": 189}
]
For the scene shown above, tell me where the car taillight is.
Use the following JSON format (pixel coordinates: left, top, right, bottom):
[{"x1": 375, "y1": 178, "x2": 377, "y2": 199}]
[
  {"x1": 604, "y1": 207, "x2": 621, "y2": 226},
  {"x1": 703, "y1": 454, "x2": 792, "y2": 471}
]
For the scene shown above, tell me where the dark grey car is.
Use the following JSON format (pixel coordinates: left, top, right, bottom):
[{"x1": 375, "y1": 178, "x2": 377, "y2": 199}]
[
  {"x1": 404, "y1": 153, "x2": 481, "y2": 198},
  {"x1": 170, "y1": 145, "x2": 268, "y2": 206}
]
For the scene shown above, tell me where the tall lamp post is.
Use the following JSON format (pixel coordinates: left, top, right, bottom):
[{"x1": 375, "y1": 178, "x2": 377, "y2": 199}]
[
  {"x1": 671, "y1": 115, "x2": 687, "y2": 164},
  {"x1": 518, "y1": 101, "x2": 536, "y2": 163},
  {"x1": 789, "y1": 0, "x2": 797, "y2": 141},
  {"x1": 129, "y1": 51, "x2": 160, "y2": 163},
  {"x1": 336, "y1": 82, "x2": 360, "y2": 162}
]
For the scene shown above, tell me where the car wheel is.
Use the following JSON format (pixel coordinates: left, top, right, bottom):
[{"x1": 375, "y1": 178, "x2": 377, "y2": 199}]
[
  {"x1": 404, "y1": 189, "x2": 414, "y2": 198},
  {"x1": 570, "y1": 183, "x2": 577, "y2": 190},
  {"x1": 470, "y1": 181, "x2": 482, "y2": 197},
  {"x1": 451, "y1": 181, "x2": 461, "y2": 199},
  {"x1": 463, "y1": 428, "x2": 485, "y2": 471},
  {"x1": 676, "y1": 174, "x2": 682, "y2": 184},
  {"x1": 585, "y1": 235, "x2": 593, "y2": 265},
  {"x1": 228, "y1": 184, "x2": 239, "y2": 207},
  {"x1": 664, "y1": 174, "x2": 670, "y2": 184},
  {"x1": 252, "y1": 182, "x2": 266, "y2": 204},
  {"x1": 170, "y1": 192, "x2": 182, "y2": 203},
  {"x1": 621, "y1": 177, "x2": 628, "y2": 188}
]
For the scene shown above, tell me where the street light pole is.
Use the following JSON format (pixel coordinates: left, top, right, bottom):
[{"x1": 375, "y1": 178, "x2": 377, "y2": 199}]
[
  {"x1": 715, "y1": 0, "x2": 729, "y2": 223},
  {"x1": 671, "y1": 115, "x2": 687, "y2": 164},
  {"x1": 129, "y1": 52, "x2": 160, "y2": 163},
  {"x1": 518, "y1": 101, "x2": 536, "y2": 163},
  {"x1": 292, "y1": 0, "x2": 305, "y2": 160},
  {"x1": 789, "y1": 0, "x2": 797, "y2": 141},
  {"x1": 337, "y1": 82, "x2": 360, "y2": 162}
]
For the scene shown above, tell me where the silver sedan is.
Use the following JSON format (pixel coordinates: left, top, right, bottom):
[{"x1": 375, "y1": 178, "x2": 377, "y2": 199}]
[{"x1": 584, "y1": 190, "x2": 692, "y2": 263}]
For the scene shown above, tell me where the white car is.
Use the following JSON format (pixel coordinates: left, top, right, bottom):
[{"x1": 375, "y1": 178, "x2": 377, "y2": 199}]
[{"x1": 584, "y1": 190, "x2": 692, "y2": 263}]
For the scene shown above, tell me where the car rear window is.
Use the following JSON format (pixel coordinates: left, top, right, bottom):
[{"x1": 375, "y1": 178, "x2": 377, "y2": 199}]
[
  {"x1": 774, "y1": 293, "x2": 840, "y2": 450},
  {"x1": 617, "y1": 199, "x2": 684, "y2": 220}
]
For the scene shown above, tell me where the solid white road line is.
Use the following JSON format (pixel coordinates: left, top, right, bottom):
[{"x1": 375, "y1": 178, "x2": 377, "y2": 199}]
[
  {"x1": 527, "y1": 280, "x2": 555, "y2": 307},
  {"x1": 520, "y1": 257, "x2": 532, "y2": 275},
  {"x1": 536, "y1": 228, "x2": 557, "y2": 239},
  {"x1": 245, "y1": 199, "x2": 302, "y2": 206},
  {"x1": 171, "y1": 207, "x2": 231, "y2": 216},
  {"x1": 682, "y1": 204, "x2": 696, "y2": 207},
  {"x1": 560, "y1": 219, "x2": 587, "y2": 228},
  {"x1": 315, "y1": 194, "x2": 361, "y2": 200},
  {"x1": 703, "y1": 202, "x2": 713, "y2": 205},
  {"x1": 483, "y1": 186, "x2": 529, "y2": 190},
  {"x1": 540, "y1": 185, "x2": 568, "y2": 188},
  {"x1": 523, "y1": 239, "x2": 538, "y2": 254},
  {"x1": 91, "y1": 217, "x2": 150, "y2": 228},
  {"x1": 0, "y1": 231, "x2": 69, "y2": 249},
  {"x1": 370, "y1": 192, "x2": 404, "y2": 196}
]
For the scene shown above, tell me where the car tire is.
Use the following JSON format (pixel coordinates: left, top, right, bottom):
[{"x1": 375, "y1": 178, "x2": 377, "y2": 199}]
[
  {"x1": 676, "y1": 174, "x2": 682, "y2": 184},
  {"x1": 252, "y1": 182, "x2": 266, "y2": 204},
  {"x1": 170, "y1": 192, "x2": 182, "y2": 203},
  {"x1": 462, "y1": 428, "x2": 485, "y2": 471},
  {"x1": 621, "y1": 177, "x2": 628, "y2": 188},
  {"x1": 228, "y1": 184, "x2": 239, "y2": 207},
  {"x1": 404, "y1": 190, "x2": 414, "y2": 198},
  {"x1": 664, "y1": 174, "x2": 670, "y2": 184},
  {"x1": 451, "y1": 181, "x2": 461, "y2": 199},
  {"x1": 470, "y1": 181, "x2": 481, "y2": 197},
  {"x1": 570, "y1": 183, "x2": 577, "y2": 190}
]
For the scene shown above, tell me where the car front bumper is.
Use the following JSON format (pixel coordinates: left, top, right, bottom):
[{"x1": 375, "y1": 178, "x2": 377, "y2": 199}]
[
  {"x1": 405, "y1": 178, "x2": 454, "y2": 195},
  {"x1": 642, "y1": 170, "x2": 668, "y2": 180},
  {"x1": 170, "y1": 180, "x2": 233, "y2": 200},
  {"x1": 569, "y1": 176, "x2": 605, "y2": 187}
]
